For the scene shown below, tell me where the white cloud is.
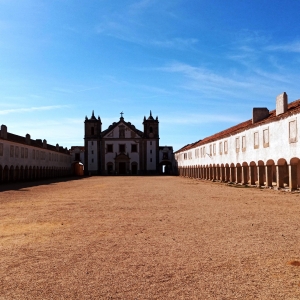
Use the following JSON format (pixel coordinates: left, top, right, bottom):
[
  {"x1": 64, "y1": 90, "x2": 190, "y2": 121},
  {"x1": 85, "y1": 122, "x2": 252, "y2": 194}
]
[
  {"x1": 0, "y1": 105, "x2": 68, "y2": 115},
  {"x1": 265, "y1": 41, "x2": 300, "y2": 53}
]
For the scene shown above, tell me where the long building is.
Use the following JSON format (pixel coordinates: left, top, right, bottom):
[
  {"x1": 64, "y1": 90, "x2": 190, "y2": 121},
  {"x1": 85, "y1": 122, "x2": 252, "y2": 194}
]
[
  {"x1": 0, "y1": 125, "x2": 71, "y2": 182},
  {"x1": 175, "y1": 93, "x2": 300, "y2": 191}
]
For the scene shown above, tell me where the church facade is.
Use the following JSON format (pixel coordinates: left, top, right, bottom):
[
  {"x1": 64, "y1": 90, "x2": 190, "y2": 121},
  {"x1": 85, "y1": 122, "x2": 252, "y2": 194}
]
[{"x1": 84, "y1": 111, "x2": 160, "y2": 175}]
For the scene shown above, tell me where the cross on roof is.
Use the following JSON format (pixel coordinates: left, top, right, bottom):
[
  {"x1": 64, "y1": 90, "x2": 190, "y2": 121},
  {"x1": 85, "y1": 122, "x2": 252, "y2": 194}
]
[{"x1": 120, "y1": 111, "x2": 124, "y2": 118}]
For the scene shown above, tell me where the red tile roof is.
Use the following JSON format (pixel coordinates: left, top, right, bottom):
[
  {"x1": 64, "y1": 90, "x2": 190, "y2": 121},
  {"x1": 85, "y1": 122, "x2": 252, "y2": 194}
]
[{"x1": 175, "y1": 99, "x2": 300, "y2": 153}]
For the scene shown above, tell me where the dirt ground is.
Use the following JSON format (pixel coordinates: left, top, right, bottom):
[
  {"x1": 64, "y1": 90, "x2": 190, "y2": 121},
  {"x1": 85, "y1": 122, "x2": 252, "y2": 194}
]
[{"x1": 1, "y1": 176, "x2": 300, "y2": 299}]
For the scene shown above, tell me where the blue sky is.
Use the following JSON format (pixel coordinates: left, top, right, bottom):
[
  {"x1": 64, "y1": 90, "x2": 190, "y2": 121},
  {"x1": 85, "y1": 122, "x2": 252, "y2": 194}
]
[{"x1": 1, "y1": 0, "x2": 300, "y2": 151}]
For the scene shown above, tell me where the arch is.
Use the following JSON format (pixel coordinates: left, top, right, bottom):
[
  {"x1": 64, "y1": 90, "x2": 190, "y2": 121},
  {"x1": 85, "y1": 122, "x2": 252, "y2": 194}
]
[
  {"x1": 257, "y1": 160, "x2": 265, "y2": 187},
  {"x1": 20, "y1": 166, "x2": 24, "y2": 181},
  {"x1": 277, "y1": 158, "x2": 287, "y2": 166},
  {"x1": 15, "y1": 165, "x2": 20, "y2": 181},
  {"x1": 257, "y1": 160, "x2": 264, "y2": 166},
  {"x1": 276, "y1": 158, "x2": 288, "y2": 188},
  {"x1": 289, "y1": 157, "x2": 300, "y2": 190},
  {"x1": 290, "y1": 157, "x2": 300, "y2": 165},
  {"x1": 3, "y1": 165, "x2": 9, "y2": 182},
  {"x1": 266, "y1": 159, "x2": 275, "y2": 166},
  {"x1": 9, "y1": 165, "x2": 14, "y2": 182},
  {"x1": 249, "y1": 161, "x2": 256, "y2": 167},
  {"x1": 24, "y1": 166, "x2": 28, "y2": 180},
  {"x1": 229, "y1": 163, "x2": 235, "y2": 182},
  {"x1": 224, "y1": 163, "x2": 230, "y2": 182},
  {"x1": 28, "y1": 166, "x2": 32, "y2": 180},
  {"x1": 249, "y1": 161, "x2": 257, "y2": 185}
]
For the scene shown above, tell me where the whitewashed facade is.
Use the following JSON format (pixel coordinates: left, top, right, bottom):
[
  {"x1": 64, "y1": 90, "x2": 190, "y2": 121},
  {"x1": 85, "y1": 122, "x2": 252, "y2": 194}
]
[
  {"x1": 175, "y1": 93, "x2": 300, "y2": 190},
  {"x1": 84, "y1": 111, "x2": 160, "y2": 175},
  {"x1": 0, "y1": 125, "x2": 72, "y2": 182}
]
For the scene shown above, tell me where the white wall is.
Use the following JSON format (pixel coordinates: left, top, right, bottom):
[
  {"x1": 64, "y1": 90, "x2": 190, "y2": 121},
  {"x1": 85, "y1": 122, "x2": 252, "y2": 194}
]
[
  {"x1": 104, "y1": 140, "x2": 140, "y2": 170},
  {"x1": 176, "y1": 113, "x2": 300, "y2": 167},
  {"x1": 88, "y1": 140, "x2": 98, "y2": 171},
  {"x1": 147, "y1": 140, "x2": 156, "y2": 170},
  {"x1": 0, "y1": 139, "x2": 71, "y2": 168}
]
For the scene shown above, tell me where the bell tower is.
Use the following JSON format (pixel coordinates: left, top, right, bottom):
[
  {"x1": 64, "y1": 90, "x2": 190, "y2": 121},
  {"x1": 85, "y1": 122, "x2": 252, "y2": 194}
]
[
  {"x1": 143, "y1": 111, "x2": 159, "y2": 174},
  {"x1": 143, "y1": 110, "x2": 159, "y2": 138},
  {"x1": 84, "y1": 110, "x2": 102, "y2": 175}
]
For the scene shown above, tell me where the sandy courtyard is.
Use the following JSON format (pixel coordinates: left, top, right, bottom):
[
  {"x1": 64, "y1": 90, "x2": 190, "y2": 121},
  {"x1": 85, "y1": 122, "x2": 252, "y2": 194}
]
[{"x1": 1, "y1": 176, "x2": 300, "y2": 299}]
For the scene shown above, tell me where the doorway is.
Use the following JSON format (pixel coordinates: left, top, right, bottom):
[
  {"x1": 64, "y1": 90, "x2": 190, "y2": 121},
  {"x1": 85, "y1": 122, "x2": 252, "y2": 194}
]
[{"x1": 119, "y1": 162, "x2": 126, "y2": 174}]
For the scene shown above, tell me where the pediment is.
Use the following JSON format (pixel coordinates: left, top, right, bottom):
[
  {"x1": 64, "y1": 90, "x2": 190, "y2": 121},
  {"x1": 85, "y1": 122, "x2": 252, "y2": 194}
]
[{"x1": 103, "y1": 121, "x2": 143, "y2": 138}]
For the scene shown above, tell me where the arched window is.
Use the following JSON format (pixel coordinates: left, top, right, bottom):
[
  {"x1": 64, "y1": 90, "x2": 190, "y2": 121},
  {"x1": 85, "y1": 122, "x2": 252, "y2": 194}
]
[{"x1": 149, "y1": 126, "x2": 153, "y2": 133}]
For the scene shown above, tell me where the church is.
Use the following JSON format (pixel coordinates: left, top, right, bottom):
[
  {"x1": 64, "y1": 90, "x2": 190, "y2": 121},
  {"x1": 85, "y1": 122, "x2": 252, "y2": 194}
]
[{"x1": 84, "y1": 111, "x2": 161, "y2": 175}]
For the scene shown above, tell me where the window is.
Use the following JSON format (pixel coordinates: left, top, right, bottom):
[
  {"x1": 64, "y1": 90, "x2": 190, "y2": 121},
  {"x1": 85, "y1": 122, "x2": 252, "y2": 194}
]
[
  {"x1": 213, "y1": 143, "x2": 216, "y2": 156},
  {"x1": 150, "y1": 126, "x2": 153, "y2": 133},
  {"x1": 219, "y1": 142, "x2": 223, "y2": 155},
  {"x1": 224, "y1": 141, "x2": 228, "y2": 154},
  {"x1": 150, "y1": 158, "x2": 152, "y2": 162},
  {"x1": 150, "y1": 149, "x2": 152, "y2": 154},
  {"x1": 263, "y1": 128, "x2": 269, "y2": 147},
  {"x1": 289, "y1": 121, "x2": 297, "y2": 143},
  {"x1": 242, "y1": 136, "x2": 246, "y2": 152},
  {"x1": 21, "y1": 147, "x2": 24, "y2": 158},
  {"x1": 107, "y1": 144, "x2": 113, "y2": 152},
  {"x1": 209, "y1": 145, "x2": 212, "y2": 156},
  {"x1": 235, "y1": 137, "x2": 240, "y2": 152},
  {"x1": 91, "y1": 127, "x2": 94, "y2": 135},
  {"x1": 150, "y1": 141, "x2": 152, "y2": 145},
  {"x1": 254, "y1": 132, "x2": 259, "y2": 149},
  {"x1": 91, "y1": 141, "x2": 93, "y2": 145},
  {"x1": 10, "y1": 145, "x2": 14, "y2": 157},
  {"x1": 0, "y1": 143, "x2": 3, "y2": 156},
  {"x1": 92, "y1": 158, "x2": 94, "y2": 163},
  {"x1": 119, "y1": 144, "x2": 125, "y2": 153},
  {"x1": 163, "y1": 152, "x2": 168, "y2": 159},
  {"x1": 25, "y1": 148, "x2": 28, "y2": 158},
  {"x1": 15, "y1": 146, "x2": 19, "y2": 158},
  {"x1": 131, "y1": 144, "x2": 137, "y2": 152},
  {"x1": 91, "y1": 150, "x2": 94, "y2": 154}
]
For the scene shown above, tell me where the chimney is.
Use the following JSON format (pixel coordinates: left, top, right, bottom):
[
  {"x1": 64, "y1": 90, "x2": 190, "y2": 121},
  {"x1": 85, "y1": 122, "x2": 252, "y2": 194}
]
[
  {"x1": 252, "y1": 108, "x2": 269, "y2": 124},
  {"x1": 276, "y1": 92, "x2": 288, "y2": 116},
  {"x1": 43, "y1": 139, "x2": 47, "y2": 149},
  {"x1": 25, "y1": 134, "x2": 31, "y2": 145},
  {"x1": 0, "y1": 125, "x2": 7, "y2": 139}
]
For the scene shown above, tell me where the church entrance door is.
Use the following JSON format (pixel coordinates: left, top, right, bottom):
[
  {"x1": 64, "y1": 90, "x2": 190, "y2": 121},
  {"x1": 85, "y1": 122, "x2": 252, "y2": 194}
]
[{"x1": 119, "y1": 162, "x2": 126, "y2": 175}]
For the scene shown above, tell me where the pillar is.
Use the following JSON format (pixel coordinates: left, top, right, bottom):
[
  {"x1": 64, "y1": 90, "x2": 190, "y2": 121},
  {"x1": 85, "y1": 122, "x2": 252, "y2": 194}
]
[
  {"x1": 289, "y1": 164, "x2": 297, "y2": 190},
  {"x1": 220, "y1": 166, "x2": 225, "y2": 181},
  {"x1": 257, "y1": 165, "x2": 264, "y2": 187},
  {"x1": 249, "y1": 165, "x2": 255, "y2": 185},
  {"x1": 265, "y1": 165, "x2": 272, "y2": 187},
  {"x1": 242, "y1": 166, "x2": 248, "y2": 185},
  {"x1": 276, "y1": 165, "x2": 284, "y2": 188}
]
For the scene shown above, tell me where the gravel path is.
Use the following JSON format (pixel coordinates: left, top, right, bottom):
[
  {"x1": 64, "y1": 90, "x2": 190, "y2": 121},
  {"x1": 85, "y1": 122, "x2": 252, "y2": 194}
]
[{"x1": 1, "y1": 176, "x2": 300, "y2": 299}]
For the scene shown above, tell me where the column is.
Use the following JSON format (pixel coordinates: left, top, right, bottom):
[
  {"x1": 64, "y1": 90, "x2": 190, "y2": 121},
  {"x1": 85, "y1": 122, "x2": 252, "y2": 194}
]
[
  {"x1": 276, "y1": 165, "x2": 284, "y2": 188},
  {"x1": 289, "y1": 164, "x2": 297, "y2": 190},
  {"x1": 249, "y1": 165, "x2": 255, "y2": 185},
  {"x1": 257, "y1": 165, "x2": 264, "y2": 187}
]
